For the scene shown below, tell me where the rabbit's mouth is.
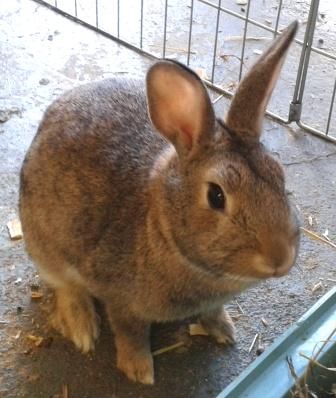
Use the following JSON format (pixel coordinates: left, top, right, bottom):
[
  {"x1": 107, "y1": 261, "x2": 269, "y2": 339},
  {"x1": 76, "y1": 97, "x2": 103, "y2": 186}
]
[
  {"x1": 224, "y1": 272, "x2": 260, "y2": 285},
  {"x1": 272, "y1": 263, "x2": 293, "y2": 278},
  {"x1": 251, "y1": 244, "x2": 297, "y2": 279}
]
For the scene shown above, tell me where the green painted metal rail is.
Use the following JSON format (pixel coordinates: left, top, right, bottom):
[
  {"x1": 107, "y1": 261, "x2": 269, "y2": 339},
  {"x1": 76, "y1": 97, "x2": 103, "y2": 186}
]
[{"x1": 217, "y1": 286, "x2": 336, "y2": 398}]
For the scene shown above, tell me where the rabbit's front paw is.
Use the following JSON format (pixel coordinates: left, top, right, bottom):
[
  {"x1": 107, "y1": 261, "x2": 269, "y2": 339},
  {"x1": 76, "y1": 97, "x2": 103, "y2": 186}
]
[
  {"x1": 108, "y1": 311, "x2": 153, "y2": 384},
  {"x1": 200, "y1": 307, "x2": 236, "y2": 345},
  {"x1": 111, "y1": 316, "x2": 154, "y2": 384},
  {"x1": 51, "y1": 287, "x2": 99, "y2": 353},
  {"x1": 117, "y1": 347, "x2": 154, "y2": 385}
]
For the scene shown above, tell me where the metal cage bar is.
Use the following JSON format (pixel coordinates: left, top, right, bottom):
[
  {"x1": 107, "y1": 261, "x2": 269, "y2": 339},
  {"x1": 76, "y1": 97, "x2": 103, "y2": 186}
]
[
  {"x1": 117, "y1": 0, "x2": 120, "y2": 38},
  {"x1": 140, "y1": 0, "x2": 144, "y2": 49},
  {"x1": 95, "y1": 0, "x2": 98, "y2": 28},
  {"x1": 187, "y1": 0, "x2": 194, "y2": 66},
  {"x1": 31, "y1": 0, "x2": 336, "y2": 143},
  {"x1": 238, "y1": 0, "x2": 251, "y2": 82},
  {"x1": 210, "y1": 0, "x2": 222, "y2": 83},
  {"x1": 162, "y1": 0, "x2": 168, "y2": 58},
  {"x1": 198, "y1": 0, "x2": 336, "y2": 62},
  {"x1": 326, "y1": 79, "x2": 336, "y2": 136},
  {"x1": 273, "y1": 0, "x2": 283, "y2": 39},
  {"x1": 290, "y1": 0, "x2": 320, "y2": 118}
]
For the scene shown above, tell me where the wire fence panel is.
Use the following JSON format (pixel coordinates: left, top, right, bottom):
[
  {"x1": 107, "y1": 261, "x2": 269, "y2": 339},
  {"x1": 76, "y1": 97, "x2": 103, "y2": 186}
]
[{"x1": 32, "y1": 0, "x2": 336, "y2": 142}]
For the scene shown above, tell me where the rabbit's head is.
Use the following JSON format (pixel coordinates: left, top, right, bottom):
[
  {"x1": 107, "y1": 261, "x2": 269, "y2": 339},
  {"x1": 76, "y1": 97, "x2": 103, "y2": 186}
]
[{"x1": 146, "y1": 22, "x2": 300, "y2": 284}]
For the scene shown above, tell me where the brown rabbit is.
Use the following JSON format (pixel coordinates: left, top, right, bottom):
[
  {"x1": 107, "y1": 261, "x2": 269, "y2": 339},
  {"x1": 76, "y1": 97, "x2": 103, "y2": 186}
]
[{"x1": 19, "y1": 21, "x2": 300, "y2": 384}]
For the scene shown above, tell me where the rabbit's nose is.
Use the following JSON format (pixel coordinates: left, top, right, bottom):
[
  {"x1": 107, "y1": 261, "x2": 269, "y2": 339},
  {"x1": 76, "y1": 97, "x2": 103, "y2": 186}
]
[
  {"x1": 252, "y1": 231, "x2": 299, "y2": 278},
  {"x1": 272, "y1": 244, "x2": 297, "y2": 277},
  {"x1": 267, "y1": 236, "x2": 298, "y2": 277}
]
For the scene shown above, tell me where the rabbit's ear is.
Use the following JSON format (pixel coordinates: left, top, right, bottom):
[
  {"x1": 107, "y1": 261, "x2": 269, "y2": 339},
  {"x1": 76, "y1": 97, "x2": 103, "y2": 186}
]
[
  {"x1": 146, "y1": 60, "x2": 215, "y2": 155},
  {"x1": 225, "y1": 21, "x2": 298, "y2": 142}
]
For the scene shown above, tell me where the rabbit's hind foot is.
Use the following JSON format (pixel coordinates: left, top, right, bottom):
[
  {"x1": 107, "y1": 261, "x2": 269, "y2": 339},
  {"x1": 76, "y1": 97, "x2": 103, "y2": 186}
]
[{"x1": 51, "y1": 286, "x2": 99, "y2": 353}]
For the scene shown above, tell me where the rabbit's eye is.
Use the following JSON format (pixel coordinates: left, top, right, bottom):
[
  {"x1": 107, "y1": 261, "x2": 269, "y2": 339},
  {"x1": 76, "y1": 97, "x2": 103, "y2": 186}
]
[{"x1": 207, "y1": 183, "x2": 225, "y2": 210}]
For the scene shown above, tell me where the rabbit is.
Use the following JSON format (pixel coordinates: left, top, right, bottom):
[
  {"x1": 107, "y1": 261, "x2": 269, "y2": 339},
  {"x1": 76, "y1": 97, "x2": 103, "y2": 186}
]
[{"x1": 19, "y1": 21, "x2": 300, "y2": 385}]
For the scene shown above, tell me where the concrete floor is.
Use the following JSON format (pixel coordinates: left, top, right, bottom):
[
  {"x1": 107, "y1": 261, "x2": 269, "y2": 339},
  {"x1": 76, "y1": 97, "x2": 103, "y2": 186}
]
[{"x1": 0, "y1": 1, "x2": 335, "y2": 397}]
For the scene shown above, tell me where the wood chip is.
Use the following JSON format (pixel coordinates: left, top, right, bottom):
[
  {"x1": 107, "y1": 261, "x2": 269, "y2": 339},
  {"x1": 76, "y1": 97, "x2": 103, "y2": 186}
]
[
  {"x1": 7, "y1": 219, "x2": 23, "y2": 240},
  {"x1": 31, "y1": 291, "x2": 43, "y2": 300},
  {"x1": 312, "y1": 281, "x2": 323, "y2": 293},
  {"x1": 189, "y1": 323, "x2": 209, "y2": 336},
  {"x1": 220, "y1": 54, "x2": 244, "y2": 65},
  {"x1": 236, "y1": 0, "x2": 247, "y2": 5},
  {"x1": 261, "y1": 317, "x2": 268, "y2": 327},
  {"x1": 27, "y1": 334, "x2": 44, "y2": 347},
  {"x1": 230, "y1": 313, "x2": 245, "y2": 321},
  {"x1": 212, "y1": 94, "x2": 224, "y2": 105},
  {"x1": 248, "y1": 333, "x2": 259, "y2": 353},
  {"x1": 322, "y1": 229, "x2": 331, "y2": 241},
  {"x1": 223, "y1": 81, "x2": 238, "y2": 92},
  {"x1": 235, "y1": 300, "x2": 245, "y2": 314},
  {"x1": 152, "y1": 341, "x2": 184, "y2": 356},
  {"x1": 253, "y1": 49, "x2": 263, "y2": 55},
  {"x1": 195, "y1": 68, "x2": 209, "y2": 80},
  {"x1": 308, "y1": 215, "x2": 313, "y2": 226},
  {"x1": 301, "y1": 227, "x2": 336, "y2": 249},
  {"x1": 62, "y1": 384, "x2": 69, "y2": 398},
  {"x1": 319, "y1": 277, "x2": 336, "y2": 283},
  {"x1": 224, "y1": 36, "x2": 270, "y2": 42},
  {"x1": 35, "y1": 337, "x2": 44, "y2": 347}
]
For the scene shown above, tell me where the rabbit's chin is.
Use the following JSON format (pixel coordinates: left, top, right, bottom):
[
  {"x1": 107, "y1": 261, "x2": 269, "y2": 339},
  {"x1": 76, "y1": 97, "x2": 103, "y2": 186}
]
[
  {"x1": 222, "y1": 272, "x2": 260, "y2": 290},
  {"x1": 221, "y1": 272, "x2": 260, "y2": 291}
]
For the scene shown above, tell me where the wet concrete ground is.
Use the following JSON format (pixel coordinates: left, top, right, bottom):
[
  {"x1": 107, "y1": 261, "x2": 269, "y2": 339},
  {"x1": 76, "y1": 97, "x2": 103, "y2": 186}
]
[{"x1": 0, "y1": 1, "x2": 336, "y2": 397}]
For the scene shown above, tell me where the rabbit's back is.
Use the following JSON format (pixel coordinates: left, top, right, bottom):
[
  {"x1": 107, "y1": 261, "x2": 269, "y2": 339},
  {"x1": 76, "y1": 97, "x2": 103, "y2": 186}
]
[{"x1": 19, "y1": 78, "x2": 167, "y2": 286}]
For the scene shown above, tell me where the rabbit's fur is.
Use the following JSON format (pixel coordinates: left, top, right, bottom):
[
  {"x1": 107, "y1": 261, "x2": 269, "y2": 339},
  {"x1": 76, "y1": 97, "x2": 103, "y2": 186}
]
[{"x1": 20, "y1": 22, "x2": 300, "y2": 384}]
